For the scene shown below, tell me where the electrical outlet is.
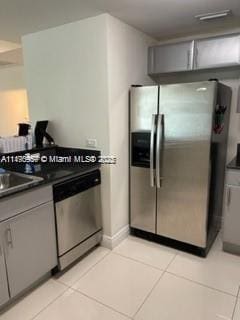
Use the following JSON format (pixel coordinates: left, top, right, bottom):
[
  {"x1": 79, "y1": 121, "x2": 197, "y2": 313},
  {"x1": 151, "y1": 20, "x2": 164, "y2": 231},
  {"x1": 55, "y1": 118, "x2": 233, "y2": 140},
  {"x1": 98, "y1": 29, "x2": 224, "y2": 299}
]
[{"x1": 86, "y1": 139, "x2": 97, "y2": 148}]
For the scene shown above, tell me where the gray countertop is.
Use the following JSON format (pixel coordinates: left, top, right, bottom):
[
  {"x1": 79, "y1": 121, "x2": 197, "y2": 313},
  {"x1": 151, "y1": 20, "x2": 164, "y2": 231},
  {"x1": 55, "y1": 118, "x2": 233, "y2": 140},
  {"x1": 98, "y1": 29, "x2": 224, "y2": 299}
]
[
  {"x1": 0, "y1": 146, "x2": 101, "y2": 200},
  {"x1": 0, "y1": 164, "x2": 101, "y2": 200}
]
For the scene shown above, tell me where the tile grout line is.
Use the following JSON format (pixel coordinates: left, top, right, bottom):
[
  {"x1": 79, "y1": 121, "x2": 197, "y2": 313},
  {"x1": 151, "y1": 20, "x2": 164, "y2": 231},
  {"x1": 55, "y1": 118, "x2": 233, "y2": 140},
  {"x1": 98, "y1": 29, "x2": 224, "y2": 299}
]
[
  {"x1": 71, "y1": 286, "x2": 132, "y2": 319},
  {"x1": 132, "y1": 252, "x2": 178, "y2": 319},
  {"x1": 69, "y1": 249, "x2": 179, "y2": 319},
  {"x1": 166, "y1": 270, "x2": 237, "y2": 298},
  {"x1": 112, "y1": 248, "x2": 178, "y2": 274},
  {"x1": 132, "y1": 270, "x2": 166, "y2": 319},
  {"x1": 55, "y1": 249, "x2": 111, "y2": 288},
  {"x1": 111, "y1": 251, "x2": 167, "y2": 272},
  {"x1": 30, "y1": 249, "x2": 111, "y2": 320},
  {"x1": 30, "y1": 284, "x2": 70, "y2": 320},
  {"x1": 64, "y1": 247, "x2": 177, "y2": 319},
  {"x1": 231, "y1": 286, "x2": 240, "y2": 320},
  {"x1": 165, "y1": 252, "x2": 179, "y2": 270}
]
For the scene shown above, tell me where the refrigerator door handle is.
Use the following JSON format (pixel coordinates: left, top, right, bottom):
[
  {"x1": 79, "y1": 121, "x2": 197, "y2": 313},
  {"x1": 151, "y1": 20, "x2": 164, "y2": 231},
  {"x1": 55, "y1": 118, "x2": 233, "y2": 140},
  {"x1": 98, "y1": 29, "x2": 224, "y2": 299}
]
[
  {"x1": 156, "y1": 114, "x2": 164, "y2": 189},
  {"x1": 227, "y1": 186, "x2": 231, "y2": 207},
  {"x1": 150, "y1": 114, "x2": 157, "y2": 187}
]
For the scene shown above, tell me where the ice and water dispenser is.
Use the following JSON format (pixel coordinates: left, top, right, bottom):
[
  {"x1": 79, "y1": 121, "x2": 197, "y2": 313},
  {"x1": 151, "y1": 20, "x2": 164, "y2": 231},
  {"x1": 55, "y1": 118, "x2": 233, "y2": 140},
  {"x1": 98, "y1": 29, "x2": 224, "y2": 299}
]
[{"x1": 131, "y1": 132, "x2": 151, "y2": 168}]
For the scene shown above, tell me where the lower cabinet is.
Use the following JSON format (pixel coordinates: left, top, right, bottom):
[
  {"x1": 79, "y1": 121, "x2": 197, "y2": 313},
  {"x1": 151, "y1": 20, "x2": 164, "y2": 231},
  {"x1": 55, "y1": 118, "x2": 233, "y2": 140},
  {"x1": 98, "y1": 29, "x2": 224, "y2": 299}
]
[
  {"x1": 223, "y1": 169, "x2": 240, "y2": 254},
  {"x1": 223, "y1": 185, "x2": 240, "y2": 251},
  {"x1": 0, "y1": 233, "x2": 9, "y2": 307},
  {"x1": 0, "y1": 200, "x2": 57, "y2": 307}
]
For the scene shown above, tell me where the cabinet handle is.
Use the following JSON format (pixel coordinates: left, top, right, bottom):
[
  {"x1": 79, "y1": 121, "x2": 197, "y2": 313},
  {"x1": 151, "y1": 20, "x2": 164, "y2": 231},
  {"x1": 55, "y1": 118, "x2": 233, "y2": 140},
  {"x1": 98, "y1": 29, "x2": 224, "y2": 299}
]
[
  {"x1": 227, "y1": 187, "x2": 231, "y2": 207},
  {"x1": 0, "y1": 244, "x2": 2, "y2": 256},
  {"x1": 5, "y1": 227, "x2": 13, "y2": 249},
  {"x1": 187, "y1": 50, "x2": 191, "y2": 69},
  {"x1": 195, "y1": 48, "x2": 198, "y2": 69}
]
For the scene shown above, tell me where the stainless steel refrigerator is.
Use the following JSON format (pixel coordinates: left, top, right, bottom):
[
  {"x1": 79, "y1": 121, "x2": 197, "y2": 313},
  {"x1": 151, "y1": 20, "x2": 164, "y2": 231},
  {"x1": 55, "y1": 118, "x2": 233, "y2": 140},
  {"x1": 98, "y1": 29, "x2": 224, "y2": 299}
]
[{"x1": 130, "y1": 81, "x2": 231, "y2": 256}]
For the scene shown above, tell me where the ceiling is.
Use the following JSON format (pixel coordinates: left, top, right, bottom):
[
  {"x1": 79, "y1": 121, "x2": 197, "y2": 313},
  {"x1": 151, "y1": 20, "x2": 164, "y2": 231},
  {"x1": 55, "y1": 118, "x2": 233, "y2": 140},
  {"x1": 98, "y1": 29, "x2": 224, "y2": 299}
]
[{"x1": 0, "y1": 0, "x2": 240, "y2": 44}]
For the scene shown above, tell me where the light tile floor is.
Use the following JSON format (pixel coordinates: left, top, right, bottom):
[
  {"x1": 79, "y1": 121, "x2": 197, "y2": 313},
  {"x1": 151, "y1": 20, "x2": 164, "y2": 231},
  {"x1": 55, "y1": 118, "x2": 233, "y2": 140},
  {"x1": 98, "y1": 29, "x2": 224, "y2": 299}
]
[
  {"x1": 1, "y1": 234, "x2": 240, "y2": 320},
  {"x1": 233, "y1": 299, "x2": 240, "y2": 320}
]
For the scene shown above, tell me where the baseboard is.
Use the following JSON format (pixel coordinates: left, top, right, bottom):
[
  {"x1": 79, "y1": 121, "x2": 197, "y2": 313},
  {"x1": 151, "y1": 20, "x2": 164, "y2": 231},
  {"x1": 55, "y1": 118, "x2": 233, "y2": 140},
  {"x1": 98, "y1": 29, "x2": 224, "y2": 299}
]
[
  {"x1": 101, "y1": 225, "x2": 130, "y2": 250},
  {"x1": 223, "y1": 242, "x2": 240, "y2": 256}
]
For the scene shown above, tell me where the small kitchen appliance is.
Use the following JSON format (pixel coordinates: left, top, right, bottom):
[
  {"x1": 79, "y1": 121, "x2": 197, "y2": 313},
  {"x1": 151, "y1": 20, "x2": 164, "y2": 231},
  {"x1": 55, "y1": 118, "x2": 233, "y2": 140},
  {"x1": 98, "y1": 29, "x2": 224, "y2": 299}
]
[{"x1": 35, "y1": 121, "x2": 55, "y2": 147}]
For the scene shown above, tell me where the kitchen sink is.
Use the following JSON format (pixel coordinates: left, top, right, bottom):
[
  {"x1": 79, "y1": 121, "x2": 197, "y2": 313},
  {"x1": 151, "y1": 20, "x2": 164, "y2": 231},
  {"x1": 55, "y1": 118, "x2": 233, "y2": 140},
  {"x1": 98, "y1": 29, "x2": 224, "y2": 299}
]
[{"x1": 0, "y1": 171, "x2": 43, "y2": 197}]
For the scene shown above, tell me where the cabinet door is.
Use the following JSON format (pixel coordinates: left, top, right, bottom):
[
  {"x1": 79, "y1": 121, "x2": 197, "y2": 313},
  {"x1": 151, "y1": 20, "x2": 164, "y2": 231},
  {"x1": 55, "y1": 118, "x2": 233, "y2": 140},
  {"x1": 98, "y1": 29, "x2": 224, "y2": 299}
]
[
  {"x1": 148, "y1": 41, "x2": 194, "y2": 74},
  {"x1": 0, "y1": 230, "x2": 9, "y2": 307},
  {"x1": 195, "y1": 34, "x2": 240, "y2": 69},
  {"x1": 223, "y1": 185, "x2": 240, "y2": 246},
  {"x1": 4, "y1": 202, "x2": 57, "y2": 297}
]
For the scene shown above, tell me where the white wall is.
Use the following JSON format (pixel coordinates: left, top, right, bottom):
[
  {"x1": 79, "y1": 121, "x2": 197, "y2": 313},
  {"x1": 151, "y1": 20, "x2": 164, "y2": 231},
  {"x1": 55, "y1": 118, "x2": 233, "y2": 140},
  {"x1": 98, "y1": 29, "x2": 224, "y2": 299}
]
[
  {"x1": 0, "y1": 66, "x2": 29, "y2": 137},
  {"x1": 22, "y1": 15, "x2": 109, "y2": 153},
  {"x1": 22, "y1": 14, "x2": 112, "y2": 235},
  {"x1": 22, "y1": 14, "x2": 157, "y2": 240},
  {"x1": 106, "y1": 15, "x2": 157, "y2": 236}
]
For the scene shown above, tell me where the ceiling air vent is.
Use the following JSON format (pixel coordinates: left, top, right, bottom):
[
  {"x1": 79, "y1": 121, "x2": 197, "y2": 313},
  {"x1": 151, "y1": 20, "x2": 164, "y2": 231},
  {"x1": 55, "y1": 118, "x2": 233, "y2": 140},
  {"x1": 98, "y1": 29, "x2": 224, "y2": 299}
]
[{"x1": 195, "y1": 10, "x2": 232, "y2": 21}]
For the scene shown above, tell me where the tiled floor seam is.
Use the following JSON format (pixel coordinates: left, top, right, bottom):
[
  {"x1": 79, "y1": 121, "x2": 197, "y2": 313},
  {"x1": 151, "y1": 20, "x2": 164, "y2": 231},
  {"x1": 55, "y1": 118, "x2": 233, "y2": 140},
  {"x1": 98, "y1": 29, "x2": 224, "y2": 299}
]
[
  {"x1": 132, "y1": 270, "x2": 166, "y2": 319},
  {"x1": 55, "y1": 249, "x2": 111, "y2": 288},
  {"x1": 111, "y1": 251, "x2": 169, "y2": 272},
  {"x1": 165, "y1": 252, "x2": 178, "y2": 270},
  {"x1": 165, "y1": 270, "x2": 237, "y2": 298},
  {"x1": 30, "y1": 284, "x2": 70, "y2": 320},
  {"x1": 231, "y1": 286, "x2": 240, "y2": 319},
  {"x1": 54, "y1": 277, "x2": 71, "y2": 288},
  {"x1": 71, "y1": 287, "x2": 133, "y2": 319},
  {"x1": 30, "y1": 250, "x2": 111, "y2": 320}
]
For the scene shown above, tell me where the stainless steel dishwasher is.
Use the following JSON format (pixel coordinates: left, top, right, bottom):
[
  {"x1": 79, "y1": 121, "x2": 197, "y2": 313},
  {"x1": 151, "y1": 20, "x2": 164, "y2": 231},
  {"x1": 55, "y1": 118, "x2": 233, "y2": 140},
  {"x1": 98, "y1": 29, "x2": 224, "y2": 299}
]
[{"x1": 53, "y1": 170, "x2": 102, "y2": 270}]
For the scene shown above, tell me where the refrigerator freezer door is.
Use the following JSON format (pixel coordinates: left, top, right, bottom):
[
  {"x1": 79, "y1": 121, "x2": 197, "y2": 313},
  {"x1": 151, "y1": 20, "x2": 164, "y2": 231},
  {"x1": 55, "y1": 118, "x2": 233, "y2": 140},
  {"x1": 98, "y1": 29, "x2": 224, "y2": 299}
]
[
  {"x1": 130, "y1": 86, "x2": 158, "y2": 233},
  {"x1": 130, "y1": 167, "x2": 157, "y2": 232},
  {"x1": 131, "y1": 86, "x2": 159, "y2": 131},
  {"x1": 156, "y1": 81, "x2": 217, "y2": 247}
]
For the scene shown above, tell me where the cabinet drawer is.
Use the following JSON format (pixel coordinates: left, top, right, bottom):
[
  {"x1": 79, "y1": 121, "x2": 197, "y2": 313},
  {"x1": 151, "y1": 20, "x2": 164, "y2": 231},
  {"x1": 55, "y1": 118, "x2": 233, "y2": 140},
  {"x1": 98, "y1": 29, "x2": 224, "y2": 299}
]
[
  {"x1": 225, "y1": 169, "x2": 240, "y2": 186},
  {"x1": 0, "y1": 186, "x2": 53, "y2": 222}
]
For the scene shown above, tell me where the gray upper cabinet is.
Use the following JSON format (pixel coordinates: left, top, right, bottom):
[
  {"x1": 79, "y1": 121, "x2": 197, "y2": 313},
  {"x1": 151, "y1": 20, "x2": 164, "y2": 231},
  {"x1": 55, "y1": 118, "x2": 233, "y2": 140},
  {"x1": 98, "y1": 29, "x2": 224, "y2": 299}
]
[
  {"x1": 0, "y1": 230, "x2": 9, "y2": 307},
  {"x1": 194, "y1": 34, "x2": 240, "y2": 70},
  {"x1": 148, "y1": 41, "x2": 194, "y2": 74},
  {"x1": 3, "y1": 201, "x2": 57, "y2": 297},
  {"x1": 148, "y1": 34, "x2": 240, "y2": 75}
]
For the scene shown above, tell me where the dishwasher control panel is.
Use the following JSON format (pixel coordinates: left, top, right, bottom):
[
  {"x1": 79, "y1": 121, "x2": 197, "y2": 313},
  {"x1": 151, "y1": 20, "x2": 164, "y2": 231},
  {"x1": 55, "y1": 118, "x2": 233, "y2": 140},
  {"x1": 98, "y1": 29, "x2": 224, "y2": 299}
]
[{"x1": 53, "y1": 169, "x2": 101, "y2": 202}]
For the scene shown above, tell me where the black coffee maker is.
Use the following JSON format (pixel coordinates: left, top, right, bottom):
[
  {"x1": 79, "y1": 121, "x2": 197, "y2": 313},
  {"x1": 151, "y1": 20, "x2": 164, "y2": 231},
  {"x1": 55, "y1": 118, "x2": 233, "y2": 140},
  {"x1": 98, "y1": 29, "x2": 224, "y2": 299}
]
[
  {"x1": 35, "y1": 121, "x2": 55, "y2": 148},
  {"x1": 18, "y1": 123, "x2": 31, "y2": 136}
]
